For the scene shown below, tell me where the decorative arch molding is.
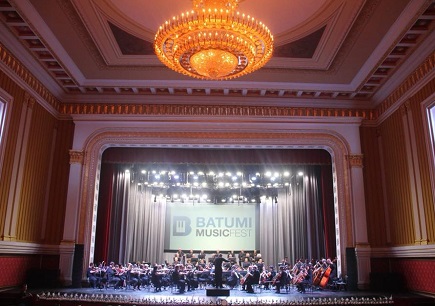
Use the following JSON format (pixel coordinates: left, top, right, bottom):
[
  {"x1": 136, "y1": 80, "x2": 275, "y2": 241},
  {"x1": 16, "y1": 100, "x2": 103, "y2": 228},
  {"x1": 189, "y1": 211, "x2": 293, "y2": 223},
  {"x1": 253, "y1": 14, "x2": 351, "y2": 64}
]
[{"x1": 76, "y1": 128, "x2": 355, "y2": 278}]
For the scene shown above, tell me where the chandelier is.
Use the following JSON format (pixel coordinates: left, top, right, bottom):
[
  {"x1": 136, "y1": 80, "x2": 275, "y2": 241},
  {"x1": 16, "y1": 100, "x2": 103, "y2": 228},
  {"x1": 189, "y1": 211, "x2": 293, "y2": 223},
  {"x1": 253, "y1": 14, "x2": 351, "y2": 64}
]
[{"x1": 154, "y1": 0, "x2": 274, "y2": 80}]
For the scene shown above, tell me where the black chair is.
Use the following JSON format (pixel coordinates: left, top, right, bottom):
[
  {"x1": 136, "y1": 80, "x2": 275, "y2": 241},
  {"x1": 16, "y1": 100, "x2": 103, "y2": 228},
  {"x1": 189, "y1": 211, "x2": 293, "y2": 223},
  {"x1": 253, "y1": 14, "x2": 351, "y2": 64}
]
[{"x1": 197, "y1": 271, "x2": 212, "y2": 288}]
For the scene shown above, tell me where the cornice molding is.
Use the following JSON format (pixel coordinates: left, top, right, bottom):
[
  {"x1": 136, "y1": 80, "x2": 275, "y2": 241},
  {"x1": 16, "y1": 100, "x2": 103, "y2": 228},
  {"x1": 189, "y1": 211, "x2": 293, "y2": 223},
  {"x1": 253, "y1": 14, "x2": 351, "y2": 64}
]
[
  {"x1": 0, "y1": 42, "x2": 61, "y2": 116},
  {"x1": 62, "y1": 103, "x2": 375, "y2": 119},
  {"x1": 371, "y1": 244, "x2": 435, "y2": 258},
  {"x1": 375, "y1": 50, "x2": 435, "y2": 124},
  {"x1": 0, "y1": 241, "x2": 62, "y2": 255}
]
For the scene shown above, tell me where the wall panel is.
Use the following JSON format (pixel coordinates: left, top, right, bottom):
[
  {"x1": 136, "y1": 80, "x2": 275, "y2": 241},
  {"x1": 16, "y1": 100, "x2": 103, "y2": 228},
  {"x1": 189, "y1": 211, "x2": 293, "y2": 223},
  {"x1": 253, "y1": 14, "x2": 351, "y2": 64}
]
[
  {"x1": 371, "y1": 258, "x2": 435, "y2": 294},
  {"x1": 409, "y1": 79, "x2": 435, "y2": 245},
  {"x1": 0, "y1": 254, "x2": 60, "y2": 288},
  {"x1": 44, "y1": 119, "x2": 74, "y2": 244},
  {"x1": 360, "y1": 126, "x2": 387, "y2": 247},
  {"x1": 0, "y1": 71, "x2": 25, "y2": 239},
  {"x1": 379, "y1": 110, "x2": 415, "y2": 245},
  {"x1": 0, "y1": 71, "x2": 72, "y2": 245},
  {"x1": 16, "y1": 101, "x2": 56, "y2": 242}
]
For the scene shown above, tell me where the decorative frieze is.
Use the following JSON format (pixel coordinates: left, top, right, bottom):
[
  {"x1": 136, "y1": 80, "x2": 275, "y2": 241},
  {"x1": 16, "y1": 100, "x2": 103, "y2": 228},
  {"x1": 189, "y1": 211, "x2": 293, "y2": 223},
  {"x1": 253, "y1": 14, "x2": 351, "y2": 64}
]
[{"x1": 61, "y1": 103, "x2": 376, "y2": 118}]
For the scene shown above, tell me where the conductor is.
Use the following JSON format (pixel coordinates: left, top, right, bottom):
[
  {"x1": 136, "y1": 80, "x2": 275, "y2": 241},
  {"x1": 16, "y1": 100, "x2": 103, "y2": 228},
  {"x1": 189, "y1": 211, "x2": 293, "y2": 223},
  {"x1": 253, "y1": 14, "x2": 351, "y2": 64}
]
[{"x1": 213, "y1": 253, "x2": 229, "y2": 288}]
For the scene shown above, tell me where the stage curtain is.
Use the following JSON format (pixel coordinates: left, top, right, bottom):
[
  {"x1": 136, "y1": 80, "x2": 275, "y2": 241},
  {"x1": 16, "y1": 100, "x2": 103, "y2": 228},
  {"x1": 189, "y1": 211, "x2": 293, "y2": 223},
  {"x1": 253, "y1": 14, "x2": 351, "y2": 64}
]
[
  {"x1": 259, "y1": 166, "x2": 327, "y2": 267},
  {"x1": 99, "y1": 165, "x2": 333, "y2": 266},
  {"x1": 94, "y1": 163, "x2": 115, "y2": 262},
  {"x1": 103, "y1": 169, "x2": 166, "y2": 264},
  {"x1": 122, "y1": 185, "x2": 166, "y2": 265}
]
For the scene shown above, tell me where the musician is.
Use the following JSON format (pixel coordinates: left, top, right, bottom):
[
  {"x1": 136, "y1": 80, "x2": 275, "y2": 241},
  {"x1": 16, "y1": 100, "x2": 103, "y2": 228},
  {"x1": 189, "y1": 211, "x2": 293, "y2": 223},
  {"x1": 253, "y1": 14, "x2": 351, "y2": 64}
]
[
  {"x1": 186, "y1": 249, "x2": 194, "y2": 263},
  {"x1": 213, "y1": 253, "x2": 230, "y2": 288},
  {"x1": 126, "y1": 263, "x2": 140, "y2": 290},
  {"x1": 263, "y1": 265, "x2": 276, "y2": 290},
  {"x1": 296, "y1": 266, "x2": 312, "y2": 293},
  {"x1": 238, "y1": 250, "x2": 245, "y2": 266},
  {"x1": 172, "y1": 264, "x2": 186, "y2": 293},
  {"x1": 176, "y1": 248, "x2": 184, "y2": 258},
  {"x1": 173, "y1": 256, "x2": 181, "y2": 265},
  {"x1": 198, "y1": 250, "x2": 206, "y2": 261},
  {"x1": 256, "y1": 258, "x2": 264, "y2": 272},
  {"x1": 185, "y1": 265, "x2": 198, "y2": 291},
  {"x1": 151, "y1": 265, "x2": 162, "y2": 292},
  {"x1": 274, "y1": 265, "x2": 288, "y2": 293},
  {"x1": 86, "y1": 262, "x2": 101, "y2": 289},
  {"x1": 327, "y1": 258, "x2": 337, "y2": 283},
  {"x1": 138, "y1": 263, "x2": 150, "y2": 287},
  {"x1": 175, "y1": 248, "x2": 185, "y2": 265},
  {"x1": 281, "y1": 256, "x2": 289, "y2": 267},
  {"x1": 253, "y1": 250, "x2": 261, "y2": 263},
  {"x1": 226, "y1": 266, "x2": 239, "y2": 289},
  {"x1": 244, "y1": 265, "x2": 260, "y2": 293},
  {"x1": 106, "y1": 262, "x2": 122, "y2": 289},
  {"x1": 242, "y1": 257, "x2": 250, "y2": 269}
]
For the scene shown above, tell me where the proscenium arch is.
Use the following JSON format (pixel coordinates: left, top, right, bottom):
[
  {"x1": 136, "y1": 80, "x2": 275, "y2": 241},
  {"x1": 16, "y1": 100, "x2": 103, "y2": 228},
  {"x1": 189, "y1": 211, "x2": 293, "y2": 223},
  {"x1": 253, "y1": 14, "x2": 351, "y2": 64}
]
[{"x1": 77, "y1": 129, "x2": 354, "y2": 278}]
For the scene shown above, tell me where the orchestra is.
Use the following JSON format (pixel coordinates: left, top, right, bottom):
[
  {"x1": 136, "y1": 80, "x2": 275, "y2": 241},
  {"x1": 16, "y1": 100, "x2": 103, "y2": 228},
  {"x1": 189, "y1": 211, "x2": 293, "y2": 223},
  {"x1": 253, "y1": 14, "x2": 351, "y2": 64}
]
[{"x1": 86, "y1": 251, "x2": 338, "y2": 295}]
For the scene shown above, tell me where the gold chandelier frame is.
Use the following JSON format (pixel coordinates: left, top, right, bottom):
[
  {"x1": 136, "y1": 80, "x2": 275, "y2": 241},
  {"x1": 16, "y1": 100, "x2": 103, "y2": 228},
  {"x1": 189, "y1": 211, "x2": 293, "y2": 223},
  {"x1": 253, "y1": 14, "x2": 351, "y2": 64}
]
[{"x1": 154, "y1": 0, "x2": 273, "y2": 80}]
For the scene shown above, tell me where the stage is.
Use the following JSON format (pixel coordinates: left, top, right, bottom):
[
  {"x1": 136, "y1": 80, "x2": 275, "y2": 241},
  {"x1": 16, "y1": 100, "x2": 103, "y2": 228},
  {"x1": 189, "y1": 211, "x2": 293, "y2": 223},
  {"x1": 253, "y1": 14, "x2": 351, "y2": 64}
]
[{"x1": 16, "y1": 284, "x2": 433, "y2": 306}]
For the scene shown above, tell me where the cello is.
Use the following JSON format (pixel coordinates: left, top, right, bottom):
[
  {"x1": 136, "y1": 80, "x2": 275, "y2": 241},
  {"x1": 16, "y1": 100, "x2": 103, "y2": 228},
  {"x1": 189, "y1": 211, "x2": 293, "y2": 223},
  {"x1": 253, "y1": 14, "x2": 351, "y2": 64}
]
[
  {"x1": 319, "y1": 266, "x2": 332, "y2": 288},
  {"x1": 312, "y1": 263, "x2": 323, "y2": 286}
]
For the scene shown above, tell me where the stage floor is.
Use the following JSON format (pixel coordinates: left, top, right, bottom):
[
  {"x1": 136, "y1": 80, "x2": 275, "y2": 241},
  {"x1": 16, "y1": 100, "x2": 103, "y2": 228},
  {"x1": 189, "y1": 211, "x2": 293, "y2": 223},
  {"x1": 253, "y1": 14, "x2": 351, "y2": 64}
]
[{"x1": 28, "y1": 284, "x2": 433, "y2": 306}]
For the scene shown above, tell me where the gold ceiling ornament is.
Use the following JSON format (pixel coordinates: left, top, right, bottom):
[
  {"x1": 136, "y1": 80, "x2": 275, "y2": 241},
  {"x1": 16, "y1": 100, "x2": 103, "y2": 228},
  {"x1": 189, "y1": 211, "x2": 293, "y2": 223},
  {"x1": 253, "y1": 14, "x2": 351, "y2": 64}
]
[{"x1": 154, "y1": 0, "x2": 273, "y2": 80}]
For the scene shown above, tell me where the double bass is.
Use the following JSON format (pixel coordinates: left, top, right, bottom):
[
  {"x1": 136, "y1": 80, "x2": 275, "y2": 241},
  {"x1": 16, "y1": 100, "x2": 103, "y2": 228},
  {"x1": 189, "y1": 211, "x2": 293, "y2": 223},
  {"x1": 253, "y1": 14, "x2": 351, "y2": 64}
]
[{"x1": 319, "y1": 266, "x2": 332, "y2": 288}]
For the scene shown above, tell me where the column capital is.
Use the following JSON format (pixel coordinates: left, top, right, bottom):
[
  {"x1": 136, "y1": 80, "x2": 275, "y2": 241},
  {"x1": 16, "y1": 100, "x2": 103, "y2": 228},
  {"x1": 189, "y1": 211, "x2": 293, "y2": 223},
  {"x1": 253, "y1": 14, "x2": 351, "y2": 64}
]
[
  {"x1": 69, "y1": 150, "x2": 84, "y2": 165},
  {"x1": 347, "y1": 154, "x2": 364, "y2": 168},
  {"x1": 400, "y1": 100, "x2": 412, "y2": 115}
]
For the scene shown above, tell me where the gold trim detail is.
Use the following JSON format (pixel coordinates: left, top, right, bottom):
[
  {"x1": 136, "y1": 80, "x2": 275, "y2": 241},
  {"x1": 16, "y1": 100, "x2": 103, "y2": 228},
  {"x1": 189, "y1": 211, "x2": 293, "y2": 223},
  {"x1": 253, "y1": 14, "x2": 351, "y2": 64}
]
[
  {"x1": 69, "y1": 150, "x2": 84, "y2": 165},
  {"x1": 0, "y1": 42, "x2": 61, "y2": 111},
  {"x1": 347, "y1": 154, "x2": 364, "y2": 168},
  {"x1": 60, "y1": 103, "x2": 375, "y2": 118},
  {"x1": 377, "y1": 50, "x2": 435, "y2": 117}
]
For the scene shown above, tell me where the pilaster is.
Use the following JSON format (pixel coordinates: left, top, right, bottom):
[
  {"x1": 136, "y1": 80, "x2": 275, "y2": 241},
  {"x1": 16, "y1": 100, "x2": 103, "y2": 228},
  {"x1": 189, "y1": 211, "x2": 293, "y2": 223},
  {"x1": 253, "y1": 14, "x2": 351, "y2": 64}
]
[
  {"x1": 347, "y1": 154, "x2": 371, "y2": 290},
  {"x1": 59, "y1": 150, "x2": 84, "y2": 284}
]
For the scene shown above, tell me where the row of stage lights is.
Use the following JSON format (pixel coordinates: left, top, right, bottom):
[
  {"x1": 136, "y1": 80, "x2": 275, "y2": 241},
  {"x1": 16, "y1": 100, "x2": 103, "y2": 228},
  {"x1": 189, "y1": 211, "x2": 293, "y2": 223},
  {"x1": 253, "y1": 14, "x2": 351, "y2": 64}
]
[{"x1": 125, "y1": 167, "x2": 304, "y2": 204}]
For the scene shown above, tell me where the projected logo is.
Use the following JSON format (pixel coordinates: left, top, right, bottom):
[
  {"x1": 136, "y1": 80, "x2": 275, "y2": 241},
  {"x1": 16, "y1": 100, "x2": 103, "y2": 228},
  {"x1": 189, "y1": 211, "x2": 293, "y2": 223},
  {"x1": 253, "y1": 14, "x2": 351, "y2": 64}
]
[{"x1": 173, "y1": 216, "x2": 192, "y2": 236}]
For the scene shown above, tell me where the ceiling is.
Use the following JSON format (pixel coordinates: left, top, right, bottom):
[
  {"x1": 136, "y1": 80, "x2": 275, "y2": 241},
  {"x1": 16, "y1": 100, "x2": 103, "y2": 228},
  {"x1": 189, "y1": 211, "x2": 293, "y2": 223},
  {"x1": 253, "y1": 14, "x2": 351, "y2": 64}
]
[{"x1": 1, "y1": 0, "x2": 434, "y2": 111}]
